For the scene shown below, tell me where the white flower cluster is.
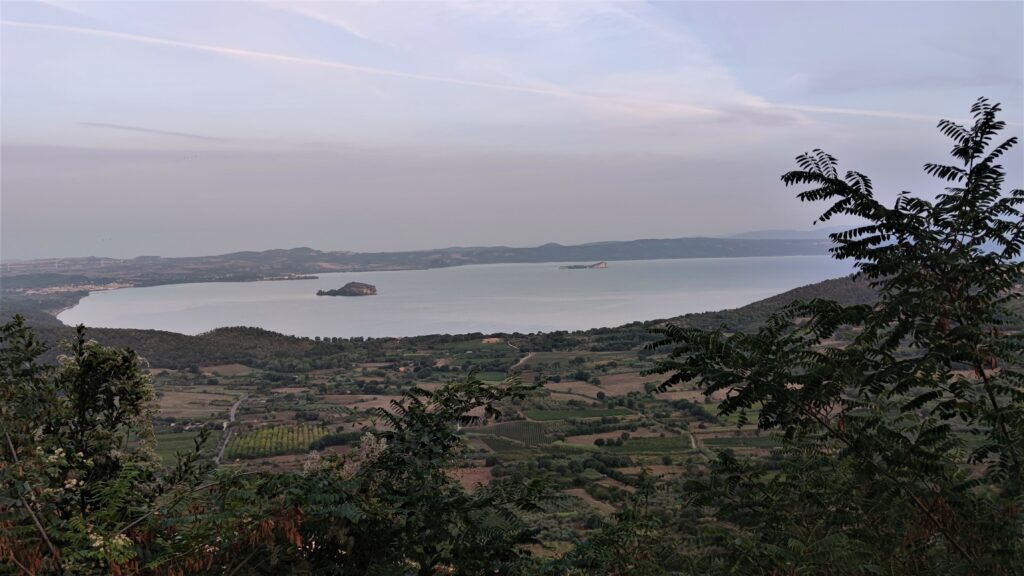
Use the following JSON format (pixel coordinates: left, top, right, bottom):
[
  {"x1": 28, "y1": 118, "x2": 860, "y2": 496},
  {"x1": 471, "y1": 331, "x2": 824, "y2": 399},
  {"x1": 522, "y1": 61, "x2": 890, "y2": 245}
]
[
  {"x1": 358, "y1": 433, "x2": 387, "y2": 464},
  {"x1": 302, "y1": 450, "x2": 322, "y2": 474},
  {"x1": 88, "y1": 532, "x2": 131, "y2": 550},
  {"x1": 339, "y1": 433, "x2": 388, "y2": 479}
]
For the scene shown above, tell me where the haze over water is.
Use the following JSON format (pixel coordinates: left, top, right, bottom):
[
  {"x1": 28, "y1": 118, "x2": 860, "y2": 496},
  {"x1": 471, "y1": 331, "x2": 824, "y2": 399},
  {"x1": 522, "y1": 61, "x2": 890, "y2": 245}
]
[{"x1": 60, "y1": 256, "x2": 854, "y2": 338}]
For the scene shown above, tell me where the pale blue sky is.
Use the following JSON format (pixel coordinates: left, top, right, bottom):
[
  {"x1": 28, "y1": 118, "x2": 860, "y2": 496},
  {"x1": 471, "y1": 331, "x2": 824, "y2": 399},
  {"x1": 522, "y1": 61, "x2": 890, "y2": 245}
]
[{"x1": 2, "y1": 1, "x2": 1022, "y2": 259}]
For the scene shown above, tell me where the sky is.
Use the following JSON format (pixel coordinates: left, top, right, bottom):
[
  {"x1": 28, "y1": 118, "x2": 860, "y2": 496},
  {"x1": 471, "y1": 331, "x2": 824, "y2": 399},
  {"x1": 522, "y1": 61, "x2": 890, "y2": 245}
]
[{"x1": 1, "y1": 0, "x2": 1022, "y2": 260}]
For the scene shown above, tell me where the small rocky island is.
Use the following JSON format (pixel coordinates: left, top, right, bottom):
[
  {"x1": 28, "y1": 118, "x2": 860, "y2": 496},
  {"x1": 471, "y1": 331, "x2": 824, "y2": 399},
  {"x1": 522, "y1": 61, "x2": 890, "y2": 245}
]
[{"x1": 316, "y1": 282, "x2": 378, "y2": 297}]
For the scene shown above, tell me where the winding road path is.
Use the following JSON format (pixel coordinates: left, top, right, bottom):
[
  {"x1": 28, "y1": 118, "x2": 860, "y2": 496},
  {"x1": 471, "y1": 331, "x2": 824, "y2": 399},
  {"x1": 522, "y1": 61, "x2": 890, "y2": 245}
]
[
  {"x1": 214, "y1": 395, "x2": 245, "y2": 465},
  {"x1": 511, "y1": 352, "x2": 535, "y2": 371}
]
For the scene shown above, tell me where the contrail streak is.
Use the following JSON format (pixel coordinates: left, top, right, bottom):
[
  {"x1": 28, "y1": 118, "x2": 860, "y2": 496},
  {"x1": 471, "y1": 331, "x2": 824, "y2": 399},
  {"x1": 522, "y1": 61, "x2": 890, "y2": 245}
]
[
  {"x1": 80, "y1": 122, "x2": 232, "y2": 142},
  {"x1": 0, "y1": 19, "x2": 718, "y2": 118},
  {"x1": 3, "y1": 19, "x2": 972, "y2": 125}
]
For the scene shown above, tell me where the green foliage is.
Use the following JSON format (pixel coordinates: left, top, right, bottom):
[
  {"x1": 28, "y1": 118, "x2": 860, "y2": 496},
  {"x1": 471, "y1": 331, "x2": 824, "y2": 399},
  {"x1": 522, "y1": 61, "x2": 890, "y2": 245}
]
[
  {"x1": 0, "y1": 318, "x2": 205, "y2": 575},
  {"x1": 136, "y1": 374, "x2": 543, "y2": 575},
  {"x1": 153, "y1": 430, "x2": 220, "y2": 465},
  {"x1": 2, "y1": 319, "x2": 545, "y2": 575},
  {"x1": 645, "y1": 98, "x2": 1024, "y2": 574},
  {"x1": 545, "y1": 475, "x2": 683, "y2": 575},
  {"x1": 344, "y1": 376, "x2": 543, "y2": 574}
]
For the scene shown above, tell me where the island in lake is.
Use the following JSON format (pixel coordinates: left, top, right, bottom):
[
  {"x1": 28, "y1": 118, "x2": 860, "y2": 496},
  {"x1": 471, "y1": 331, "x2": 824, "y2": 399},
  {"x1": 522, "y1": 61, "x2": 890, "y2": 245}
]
[
  {"x1": 559, "y1": 261, "x2": 608, "y2": 270},
  {"x1": 316, "y1": 282, "x2": 378, "y2": 297}
]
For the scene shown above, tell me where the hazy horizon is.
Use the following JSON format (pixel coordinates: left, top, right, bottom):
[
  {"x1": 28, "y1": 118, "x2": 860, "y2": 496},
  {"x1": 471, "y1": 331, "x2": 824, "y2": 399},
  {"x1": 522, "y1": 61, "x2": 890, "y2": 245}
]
[
  {"x1": 3, "y1": 1, "x2": 1022, "y2": 260},
  {"x1": 0, "y1": 225, "x2": 839, "y2": 263}
]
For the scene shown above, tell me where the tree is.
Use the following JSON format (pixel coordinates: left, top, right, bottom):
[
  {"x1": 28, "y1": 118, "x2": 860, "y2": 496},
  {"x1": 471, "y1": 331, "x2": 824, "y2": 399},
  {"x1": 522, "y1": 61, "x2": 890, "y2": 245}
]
[
  {"x1": 0, "y1": 319, "x2": 201, "y2": 575},
  {"x1": 342, "y1": 374, "x2": 541, "y2": 575},
  {"x1": 148, "y1": 374, "x2": 543, "y2": 575},
  {"x1": 3, "y1": 317, "x2": 542, "y2": 575},
  {"x1": 647, "y1": 98, "x2": 1023, "y2": 574},
  {"x1": 547, "y1": 474, "x2": 682, "y2": 576}
]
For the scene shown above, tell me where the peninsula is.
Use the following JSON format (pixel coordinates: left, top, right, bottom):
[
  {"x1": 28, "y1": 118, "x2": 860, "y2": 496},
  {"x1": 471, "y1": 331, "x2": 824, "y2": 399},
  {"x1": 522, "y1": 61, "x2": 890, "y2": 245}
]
[{"x1": 559, "y1": 261, "x2": 608, "y2": 270}]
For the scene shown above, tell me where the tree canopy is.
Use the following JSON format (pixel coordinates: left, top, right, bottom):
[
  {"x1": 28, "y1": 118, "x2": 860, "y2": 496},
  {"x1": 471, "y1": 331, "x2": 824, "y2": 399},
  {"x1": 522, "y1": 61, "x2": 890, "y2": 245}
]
[{"x1": 646, "y1": 97, "x2": 1023, "y2": 574}]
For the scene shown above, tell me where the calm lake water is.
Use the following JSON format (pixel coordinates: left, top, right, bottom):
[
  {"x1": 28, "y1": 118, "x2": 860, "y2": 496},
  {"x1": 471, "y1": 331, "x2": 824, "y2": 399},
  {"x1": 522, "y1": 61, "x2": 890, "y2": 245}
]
[{"x1": 59, "y1": 256, "x2": 854, "y2": 338}]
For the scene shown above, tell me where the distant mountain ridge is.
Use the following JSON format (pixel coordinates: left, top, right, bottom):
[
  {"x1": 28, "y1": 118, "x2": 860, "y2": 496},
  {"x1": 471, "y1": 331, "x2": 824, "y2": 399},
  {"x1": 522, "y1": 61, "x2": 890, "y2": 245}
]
[
  {"x1": 728, "y1": 226, "x2": 853, "y2": 240},
  {"x1": 2, "y1": 236, "x2": 833, "y2": 291}
]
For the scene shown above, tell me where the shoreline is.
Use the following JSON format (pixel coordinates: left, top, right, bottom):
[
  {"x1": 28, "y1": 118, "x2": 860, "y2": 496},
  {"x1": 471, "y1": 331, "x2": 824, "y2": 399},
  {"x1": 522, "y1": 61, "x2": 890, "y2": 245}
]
[
  {"x1": 30, "y1": 251, "x2": 837, "y2": 295},
  {"x1": 54, "y1": 260, "x2": 854, "y2": 340}
]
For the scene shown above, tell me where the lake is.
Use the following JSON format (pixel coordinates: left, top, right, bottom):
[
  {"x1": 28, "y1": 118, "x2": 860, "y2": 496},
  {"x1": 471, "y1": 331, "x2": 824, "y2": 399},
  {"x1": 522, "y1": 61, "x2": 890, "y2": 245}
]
[{"x1": 58, "y1": 256, "x2": 854, "y2": 338}]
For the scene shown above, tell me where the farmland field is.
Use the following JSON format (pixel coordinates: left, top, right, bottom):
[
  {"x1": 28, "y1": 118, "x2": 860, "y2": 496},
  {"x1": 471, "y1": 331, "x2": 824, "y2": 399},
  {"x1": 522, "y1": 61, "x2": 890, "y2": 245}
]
[
  {"x1": 157, "y1": 389, "x2": 239, "y2": 418},
  {"x1": 523, "y1": 408, "x2": 633, "y2": 421},
  {"x1": 702, "y1": 400, "x2": 760, "y2": 421},
  {"x1": 480, "y1": 436, "x2": 530, "y2": 454},
  {"x1": 703, "y1": 435, "x2": 779, "y2": 449},
  {"x1": 607, "y1": 435, "x2": 692, "y2": 454},
  {"x1": 154, "y1": 430, "x2": 222, "y2": 464},
  {"x1": 472, "y1": 420, "x2": 551, "y2": 445},
  {"x1": 596, "y1": 372, "x2": 660, "y2": 396},
  {"x1": 225, "y1": 424, "x2": 329, "y2": 460},
  {"x1": 476, "y1": 371, "x2": 508, "y2": 382},
  {"x1": 201, "y1": 363, "x2": 252, "y2": 376},
  {"x1": 546, "y1": 380, "x2": 603, "y2": 398}
]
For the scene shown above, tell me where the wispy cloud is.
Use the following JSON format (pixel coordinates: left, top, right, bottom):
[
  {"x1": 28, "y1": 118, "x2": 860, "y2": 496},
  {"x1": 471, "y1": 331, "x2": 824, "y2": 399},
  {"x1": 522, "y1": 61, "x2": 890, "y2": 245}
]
[
  {"x1": 763, "y1": 103, "x2": 956, "y2": 123},
  {"x1": 0, "y1": 19, "x2": 722, "y2": 120},
  {"x1": 33, "y1": 0, "x2": 91, "y2": 18},
  {"x1": 1, "y1": 19, "x2": 956, "y2": 125},
  {"x1": 80, "y1": 122, "x2": 232, "y2": 142},
  {"x1": 261, "y1": 1, "x2": 388, "y2": 47}
]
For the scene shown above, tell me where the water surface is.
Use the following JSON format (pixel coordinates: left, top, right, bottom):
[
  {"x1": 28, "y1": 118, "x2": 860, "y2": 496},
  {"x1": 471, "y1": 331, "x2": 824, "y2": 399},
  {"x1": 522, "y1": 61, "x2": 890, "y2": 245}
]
[{"x1": 59, "y1": 256, "x2": 853, "y2": 337}]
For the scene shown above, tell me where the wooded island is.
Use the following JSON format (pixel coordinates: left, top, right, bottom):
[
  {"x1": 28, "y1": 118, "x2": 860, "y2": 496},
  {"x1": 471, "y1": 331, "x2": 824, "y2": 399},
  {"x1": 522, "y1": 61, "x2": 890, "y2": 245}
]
[{"x1": 316, "y1": 281, "x2": 378, "y2": 297}]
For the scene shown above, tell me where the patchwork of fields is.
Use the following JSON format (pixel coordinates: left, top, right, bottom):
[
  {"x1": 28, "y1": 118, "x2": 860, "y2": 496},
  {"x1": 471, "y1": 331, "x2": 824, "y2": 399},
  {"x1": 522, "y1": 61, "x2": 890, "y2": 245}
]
[{"x1": 148, "y1": 335, "x2": 771, "y2": 537}]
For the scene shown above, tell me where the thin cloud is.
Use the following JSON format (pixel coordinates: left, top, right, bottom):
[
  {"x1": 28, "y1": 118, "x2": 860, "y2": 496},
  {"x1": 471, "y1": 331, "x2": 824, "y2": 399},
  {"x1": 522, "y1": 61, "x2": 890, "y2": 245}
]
[
  {"x1": 1, "y1": 19, "x2": 710, "y2": 117},
  {"x1": 774, "y1": 102, "x2": 1022, "y2": 126},
  {"x1": 261, "y1": 1, "x2": 389, "y2": 48},
  {"x1": 2, "y1": 19, "x2": 958, "y2": 125},
  {"x1": 80, "y1": 122, "x2": 233, "y2": 142},
  {"x1": 771, "y1": 103, "x2": 957, "y2": 123},
  {"x1": 34, "y1": 0, "x2": 90, "y2": 17}
]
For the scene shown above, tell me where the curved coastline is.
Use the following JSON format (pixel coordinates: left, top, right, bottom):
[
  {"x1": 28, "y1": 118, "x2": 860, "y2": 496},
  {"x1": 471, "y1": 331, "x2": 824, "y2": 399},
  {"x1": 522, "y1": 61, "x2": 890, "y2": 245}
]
[{"x1": 57, "y1": 256, "x2": 854, "y2": 338}]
